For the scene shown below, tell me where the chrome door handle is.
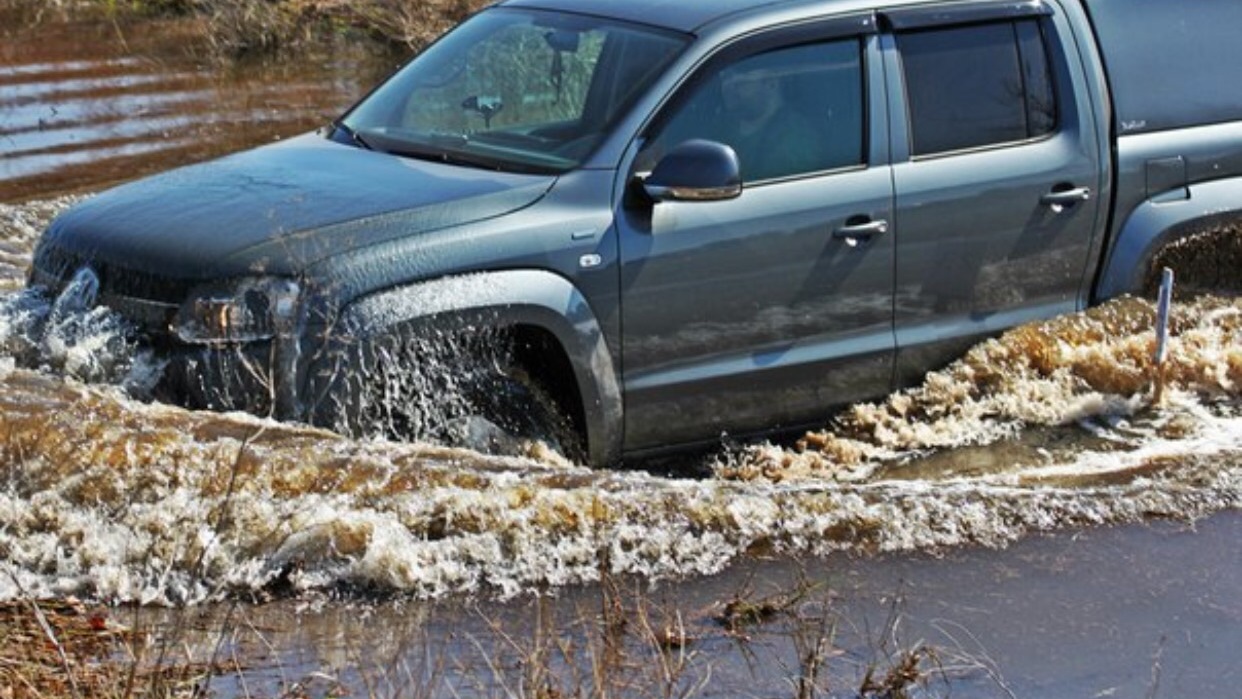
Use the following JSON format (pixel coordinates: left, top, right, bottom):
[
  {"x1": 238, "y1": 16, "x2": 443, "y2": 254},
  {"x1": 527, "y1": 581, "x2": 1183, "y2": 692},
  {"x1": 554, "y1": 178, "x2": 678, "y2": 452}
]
[
  {"x1": 833, "y1": 219, "x2": 888, "y2": 243},
  {"x1": 1041, "y1": 186, "x2": 1091, "y2": 212}
]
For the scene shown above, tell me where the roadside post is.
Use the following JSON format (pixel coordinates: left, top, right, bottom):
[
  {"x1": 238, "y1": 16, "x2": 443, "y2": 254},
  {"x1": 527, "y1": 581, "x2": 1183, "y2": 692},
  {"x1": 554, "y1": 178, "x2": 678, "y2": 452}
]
[{"x1": 1152, "y1": 267, "x2": 1174, "y2": 406}]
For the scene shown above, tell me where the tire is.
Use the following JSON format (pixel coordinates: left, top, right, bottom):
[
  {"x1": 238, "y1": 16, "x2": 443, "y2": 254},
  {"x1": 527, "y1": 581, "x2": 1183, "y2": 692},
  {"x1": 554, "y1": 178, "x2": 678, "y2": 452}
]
[
  {"x1": 453, "y1": 364, "x2": 584, "y2": 462},
  {"x1": 330, "y1": 325, "x2": 583, "y2": 462}
]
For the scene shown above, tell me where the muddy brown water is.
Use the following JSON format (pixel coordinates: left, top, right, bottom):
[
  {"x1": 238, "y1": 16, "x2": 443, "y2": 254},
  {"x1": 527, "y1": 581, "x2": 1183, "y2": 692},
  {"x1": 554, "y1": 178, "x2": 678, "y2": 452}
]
[
  {"x1": 129, "y1": 511, "x2": 1242, "y2": 698},
  {"x1": 0, "y1": 3, "x2": 393, "y2": 202},
  {"x1": 0, "y1": 6, "x2": 1240, "y2": 697}
]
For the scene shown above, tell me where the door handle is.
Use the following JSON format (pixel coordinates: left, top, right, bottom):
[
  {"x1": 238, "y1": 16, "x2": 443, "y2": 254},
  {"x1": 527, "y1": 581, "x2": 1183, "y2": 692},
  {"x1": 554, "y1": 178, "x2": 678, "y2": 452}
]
[
  {"x1": 833, "y1": 218, "x2": 888, "y2": 246},
  {"x1": 1041, "y1": 186, "x2": 1091, "y2": 212}
]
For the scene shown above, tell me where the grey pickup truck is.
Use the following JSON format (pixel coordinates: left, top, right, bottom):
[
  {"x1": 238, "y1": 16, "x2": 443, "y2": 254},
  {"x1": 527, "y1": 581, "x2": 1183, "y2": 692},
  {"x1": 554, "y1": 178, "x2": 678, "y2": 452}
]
[{"x1": 27, "y1": 0, "x2": 1242, "y2": 465}]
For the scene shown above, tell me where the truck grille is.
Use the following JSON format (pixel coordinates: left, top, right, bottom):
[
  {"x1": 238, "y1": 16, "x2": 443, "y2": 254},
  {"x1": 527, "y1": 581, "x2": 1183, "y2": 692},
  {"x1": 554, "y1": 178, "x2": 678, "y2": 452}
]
[{"x1": 30, "y1": 243, "x2": 190, "y2": 338}]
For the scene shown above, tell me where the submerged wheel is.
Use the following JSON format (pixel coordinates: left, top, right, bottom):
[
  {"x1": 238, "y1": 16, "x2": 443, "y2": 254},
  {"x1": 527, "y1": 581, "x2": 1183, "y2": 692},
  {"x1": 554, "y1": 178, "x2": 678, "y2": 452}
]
[
  {"x1": 1142, "y1": 218, "x2": 1242, "y2": 297},
  {"x1": 449, "y1": 366, "x2": 583, "y2": 461},
  {"x1": 327, "y1": 325, "x2": 585, "y2": 462}
]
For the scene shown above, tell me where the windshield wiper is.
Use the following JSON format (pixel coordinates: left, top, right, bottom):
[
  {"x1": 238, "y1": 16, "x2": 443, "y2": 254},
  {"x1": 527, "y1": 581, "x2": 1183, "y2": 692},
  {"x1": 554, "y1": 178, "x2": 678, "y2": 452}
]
[
  {"x1": 389, "y1": 143, "x2": 505, "y2": 171},
  {"x1": 409, "y1": 146, "x2": 562, "y2": 175},
  {"x1": 349, "y1": 127, "x2": 562, "y2": 175},
  {"x1": 332, "y1": 120, "x2": 373, "y2": 151}
]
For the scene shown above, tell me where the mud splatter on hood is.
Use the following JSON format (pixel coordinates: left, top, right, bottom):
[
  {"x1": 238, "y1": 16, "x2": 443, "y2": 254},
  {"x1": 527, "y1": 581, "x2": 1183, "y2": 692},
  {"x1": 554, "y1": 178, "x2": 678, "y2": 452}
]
[{"x1": 34, "y1": 135, "x2": 553, "y2": 280}]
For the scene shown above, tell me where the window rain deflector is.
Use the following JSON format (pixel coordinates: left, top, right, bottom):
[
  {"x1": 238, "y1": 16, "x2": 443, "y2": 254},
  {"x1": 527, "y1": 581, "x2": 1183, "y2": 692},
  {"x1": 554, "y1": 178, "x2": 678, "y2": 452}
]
[{"x1": 881, "y1": 0, "x2": 1052, "y2": 31}]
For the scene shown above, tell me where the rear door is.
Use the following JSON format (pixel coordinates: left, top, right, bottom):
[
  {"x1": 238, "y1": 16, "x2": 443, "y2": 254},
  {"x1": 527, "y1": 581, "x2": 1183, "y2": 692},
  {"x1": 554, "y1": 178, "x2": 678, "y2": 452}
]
[
  {"x1": 615, "y1": 17, "x2": 895, "y2": 452},
  {"x1": 883, "y1": 0, "x2": 1106, "y2": 384}
]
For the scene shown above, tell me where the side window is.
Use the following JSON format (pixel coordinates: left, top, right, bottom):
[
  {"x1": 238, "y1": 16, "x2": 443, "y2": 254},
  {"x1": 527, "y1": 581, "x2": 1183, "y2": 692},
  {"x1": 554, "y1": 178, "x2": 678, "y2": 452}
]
[
  {"x1": 640, "y1": 38, "x2": 865, "y2": 183},
  {"x1": 897, "y1": 19, "x2": 1056, "y2": 156}
]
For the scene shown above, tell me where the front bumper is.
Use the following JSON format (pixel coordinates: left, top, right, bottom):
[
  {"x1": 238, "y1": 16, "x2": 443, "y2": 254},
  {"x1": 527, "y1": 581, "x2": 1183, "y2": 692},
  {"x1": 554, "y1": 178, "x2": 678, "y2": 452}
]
[
  {"x1": 30, "y1": 251, "x2": 324, "y2": 422},
  {"x1": 153, "y1": 339, "x2": 285, "y2": 418}
]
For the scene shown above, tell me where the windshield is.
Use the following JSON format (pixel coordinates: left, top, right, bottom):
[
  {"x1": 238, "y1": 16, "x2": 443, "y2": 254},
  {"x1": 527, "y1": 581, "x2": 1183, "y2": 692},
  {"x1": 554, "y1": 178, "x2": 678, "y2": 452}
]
[{"x1": 340, "y1": 8, "x2": 688, "y2": 174}]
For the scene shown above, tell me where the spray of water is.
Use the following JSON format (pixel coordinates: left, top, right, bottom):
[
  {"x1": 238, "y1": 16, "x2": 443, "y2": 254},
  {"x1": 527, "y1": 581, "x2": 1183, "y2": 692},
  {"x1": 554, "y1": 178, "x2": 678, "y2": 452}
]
[
  {"x1": 0, "y1": 198, "x2": 1238, "y2": 604},
  {"x1": 721, "y1": 296, "x2": 1242, "y2": 482},
  {"x1": 1, "y1": 199, "x2": 123, "y2": 377},
  {"x1": 0, "y1": 266, "x2": 146, "y2": 388},
  {"x1": 0, "y1": 197, "x2": 83, "y2": 292}
]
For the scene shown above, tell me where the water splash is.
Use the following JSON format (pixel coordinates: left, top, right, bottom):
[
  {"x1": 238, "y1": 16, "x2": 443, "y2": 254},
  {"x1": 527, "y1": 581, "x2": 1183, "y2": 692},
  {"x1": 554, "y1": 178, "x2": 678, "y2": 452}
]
[
  {"x1": 0, "y1": 198, "x2": 1239, "y2": 605},
  {"x1": 720, "y1": 296, "x2": 1242, "y2": 483},
  {"x1": 0, "y1": 366, "x2": 1237, "y2": 605},
  {"x1": 0, "y1": 197, "x2": 83, "y2": 292},
  {"x1": 0, "y1": 272, "x2": 142, "y2": 387}
]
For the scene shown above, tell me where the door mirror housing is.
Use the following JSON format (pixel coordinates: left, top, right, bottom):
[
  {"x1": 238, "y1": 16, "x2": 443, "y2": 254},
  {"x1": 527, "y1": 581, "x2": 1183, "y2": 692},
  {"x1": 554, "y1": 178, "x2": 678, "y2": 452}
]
[{"x1": 641, "y1": 140, "x2": 742, "y2": 202}]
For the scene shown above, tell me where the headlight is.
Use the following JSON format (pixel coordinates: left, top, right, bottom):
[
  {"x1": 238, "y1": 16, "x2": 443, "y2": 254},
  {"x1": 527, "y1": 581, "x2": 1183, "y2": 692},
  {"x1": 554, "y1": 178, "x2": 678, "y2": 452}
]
[{"x1": 174, "y1": 277, "x2": 300, "y2": 345}]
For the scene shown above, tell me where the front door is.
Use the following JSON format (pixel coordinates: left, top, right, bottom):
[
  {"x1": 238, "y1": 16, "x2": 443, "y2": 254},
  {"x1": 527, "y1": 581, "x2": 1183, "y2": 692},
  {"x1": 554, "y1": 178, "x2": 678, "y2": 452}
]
[{"x1": 616, "y1": 25, "x2": 895, "y2": 452}]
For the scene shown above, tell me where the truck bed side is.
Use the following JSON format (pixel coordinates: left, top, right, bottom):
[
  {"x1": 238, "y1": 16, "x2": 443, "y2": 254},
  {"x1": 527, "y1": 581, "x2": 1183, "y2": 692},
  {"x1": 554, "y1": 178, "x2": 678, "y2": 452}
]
[{"x1": 1079, "y1": 0, "x2": 1242, "y2": 298}]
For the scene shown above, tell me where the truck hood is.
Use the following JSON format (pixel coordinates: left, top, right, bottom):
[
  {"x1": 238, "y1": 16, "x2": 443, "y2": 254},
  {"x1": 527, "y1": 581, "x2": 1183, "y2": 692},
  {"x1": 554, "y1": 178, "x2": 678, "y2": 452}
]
[{"x1": 41, "y1": 132, "x2": 555, "y2": 280}]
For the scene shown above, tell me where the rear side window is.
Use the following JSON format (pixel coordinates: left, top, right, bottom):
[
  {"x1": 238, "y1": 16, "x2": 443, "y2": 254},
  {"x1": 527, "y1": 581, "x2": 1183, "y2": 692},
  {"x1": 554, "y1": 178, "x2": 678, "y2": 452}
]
[{"x1": 897, "y1": 19, "x2": 1056, "y2": 156}]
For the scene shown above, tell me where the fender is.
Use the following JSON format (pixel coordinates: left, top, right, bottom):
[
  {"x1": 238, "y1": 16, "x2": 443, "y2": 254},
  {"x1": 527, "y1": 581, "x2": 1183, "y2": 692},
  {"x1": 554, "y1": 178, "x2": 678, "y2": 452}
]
[
  {"x1": 1094, "y1": 177, "x2": 1242, "y2": 300},
  {"x1": 321, "y1": 269, "x2": 624, "y2": 467}
]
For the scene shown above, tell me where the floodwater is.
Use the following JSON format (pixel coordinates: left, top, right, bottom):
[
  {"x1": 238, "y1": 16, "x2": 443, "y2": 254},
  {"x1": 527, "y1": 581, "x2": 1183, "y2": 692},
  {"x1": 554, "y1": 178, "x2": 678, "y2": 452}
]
[
  {"x1": 0, "y1": 3, "x2": 391, "y2": 202},
  {"x1": 1, "y1": 6, "x2": 1240, "y2": 698},
  {"x1": 125, "y1": 511, "x2": 1242, "y2": 698}
]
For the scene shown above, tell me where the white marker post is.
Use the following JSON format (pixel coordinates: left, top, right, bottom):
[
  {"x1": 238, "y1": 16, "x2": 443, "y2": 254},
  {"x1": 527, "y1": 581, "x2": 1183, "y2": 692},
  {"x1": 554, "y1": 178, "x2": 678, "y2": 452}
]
[{"x1": 1152, "y1": 267, "x2": 1174, "y2": 406}]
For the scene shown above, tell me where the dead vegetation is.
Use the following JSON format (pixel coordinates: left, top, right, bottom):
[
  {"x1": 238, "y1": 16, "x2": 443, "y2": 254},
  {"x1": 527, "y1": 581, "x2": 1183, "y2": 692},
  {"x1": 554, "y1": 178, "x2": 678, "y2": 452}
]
[
  {"x1": 54, "y1": 0, "x2": 493, "y2": 55},
  {"x1": 0, "y1": 565, "x2": 1006, "y2": 699},
  {"x1": 2, "y1": 0, "x2": 490, "y2": 56},
  {"x1": 0, "y1": 597, "x2": 218, "y2": 698}
]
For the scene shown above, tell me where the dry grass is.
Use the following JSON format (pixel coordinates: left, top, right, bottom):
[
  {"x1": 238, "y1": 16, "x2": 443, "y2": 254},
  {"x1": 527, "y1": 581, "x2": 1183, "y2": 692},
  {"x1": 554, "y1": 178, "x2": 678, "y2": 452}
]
[
  {"x1": 2, "y1": 0, "x2": 490, "y2": 55},
  {"x1": 0, "y1": 568, "x2": 1003, "y2": 699},
  {"x1": 73, "y1": 0, "x2": 491, "y2": 54},
  {"x1": 0, "y1": 598, "x2": 217, "y2": 699},
  {"x1": 334, "y1": 0, "x2": 482, "y2": 50}
]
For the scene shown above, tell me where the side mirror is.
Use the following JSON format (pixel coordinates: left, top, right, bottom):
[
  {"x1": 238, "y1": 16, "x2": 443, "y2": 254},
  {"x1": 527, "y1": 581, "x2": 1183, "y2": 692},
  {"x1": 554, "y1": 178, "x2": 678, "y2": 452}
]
[{"x1": 641, "y1": 140, "x2": 742, "y2": 202}]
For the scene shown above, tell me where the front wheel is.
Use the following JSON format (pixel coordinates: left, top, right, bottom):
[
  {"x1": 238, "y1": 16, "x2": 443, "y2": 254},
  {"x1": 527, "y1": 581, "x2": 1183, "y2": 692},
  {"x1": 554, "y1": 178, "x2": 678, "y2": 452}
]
[
  {"x1": 448, "y1": 365, "x2": 583, "y2": 462},
  {"x1": 324, "y1": 326, "x2": 584, "y2": 463}
]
